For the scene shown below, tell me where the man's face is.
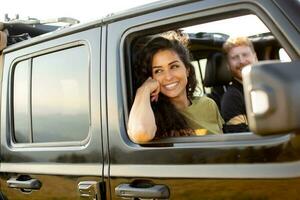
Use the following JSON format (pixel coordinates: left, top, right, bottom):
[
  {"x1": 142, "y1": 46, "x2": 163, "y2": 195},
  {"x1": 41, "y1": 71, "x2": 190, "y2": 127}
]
[{"x1": 227, "y1": 45, "x2": 258, "y2": 81}]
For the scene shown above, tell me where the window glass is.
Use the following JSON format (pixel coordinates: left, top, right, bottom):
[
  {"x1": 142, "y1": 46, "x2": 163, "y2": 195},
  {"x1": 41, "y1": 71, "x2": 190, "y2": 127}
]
[
  {"x1": 13, "y1": 60, "x2": 31, "y2": 143},
  {"x1": 31, "y1": 46, "x2": 90, "y2": 143},
  {"x1": 191, "y1": 59, "x2": 210, "y2": 96},
  {"x1": 199, "y1": 59, "x2": 211, "y2": 94},
  {"x1": 191, "y1": 60, "x2": 203, "y2": 96},
  {"x1": 279, "y1": 48, "x2": 291, "y2": 62},
  {"x1": 182, "y1": 14, "x2": 269, "y2": 37}
]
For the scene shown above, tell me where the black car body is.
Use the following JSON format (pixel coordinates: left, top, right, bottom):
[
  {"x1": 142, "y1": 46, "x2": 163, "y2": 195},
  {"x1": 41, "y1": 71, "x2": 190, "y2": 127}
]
[{"x1": 0, "y1": 0, "x2": 299, "y2": 199}]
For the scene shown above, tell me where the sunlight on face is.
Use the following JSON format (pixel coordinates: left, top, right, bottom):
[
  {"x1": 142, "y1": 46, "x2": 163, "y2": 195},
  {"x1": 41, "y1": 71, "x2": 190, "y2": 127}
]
[{"x1": 227, "y1": 46, "x2": 257, "y2": 81}]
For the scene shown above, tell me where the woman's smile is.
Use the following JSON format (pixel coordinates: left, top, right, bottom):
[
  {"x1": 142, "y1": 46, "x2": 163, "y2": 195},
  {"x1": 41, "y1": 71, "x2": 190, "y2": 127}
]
[{"x1": 163, "y1": 82, "x2": 179, "y2": 90}]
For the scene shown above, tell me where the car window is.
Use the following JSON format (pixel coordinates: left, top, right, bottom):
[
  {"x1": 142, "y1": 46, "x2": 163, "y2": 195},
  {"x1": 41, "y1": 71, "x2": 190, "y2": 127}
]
[
  {"x1": 13, "y1": 60, "x2": 31, "y2": 143},
  {"x1": 279, "y1": 48, "x2": 291, "y2": 62},
  {"x1": 181, "y1": 14, "x2": 285, "y2": 97},
  {"x1": 191, "y1": 59, "x2": 209, "y2": 96},
  {"x1": 182, "y1": 14, "x2": 269, "y2": 37},
  {"x1": 128, "y1": 12, "x2": 290, "y2": 142},
  {"x1": 13, "y1": 45, "x2": 90, "y2": 143}
]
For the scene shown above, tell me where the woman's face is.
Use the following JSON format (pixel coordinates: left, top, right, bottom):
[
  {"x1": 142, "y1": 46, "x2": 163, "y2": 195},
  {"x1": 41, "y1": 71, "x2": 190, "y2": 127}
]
[{"x1": 151, "y1": 49, "x2": 189, "y2": 101}]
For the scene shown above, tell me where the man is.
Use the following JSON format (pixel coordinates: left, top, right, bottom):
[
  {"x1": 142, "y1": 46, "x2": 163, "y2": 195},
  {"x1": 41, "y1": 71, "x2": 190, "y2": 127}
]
[{"x1": 221, "y1": 36, "x2": 258, "y2": 133}]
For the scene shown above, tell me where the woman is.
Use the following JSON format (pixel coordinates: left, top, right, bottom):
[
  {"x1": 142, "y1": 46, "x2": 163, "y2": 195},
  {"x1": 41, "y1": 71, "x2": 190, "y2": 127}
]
[{"x1": 128, "y1": 36, "x2": 223, "y2": 143}]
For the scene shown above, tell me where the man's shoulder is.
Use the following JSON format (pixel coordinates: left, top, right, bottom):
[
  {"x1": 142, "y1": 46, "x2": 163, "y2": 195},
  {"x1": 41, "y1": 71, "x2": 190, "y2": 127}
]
[
  {"x1": 222, "y1": 85, "x2": 239, "y2": 99},
  {"x1": 223, "y1": 82, "x2": 243, "y2": 99}
]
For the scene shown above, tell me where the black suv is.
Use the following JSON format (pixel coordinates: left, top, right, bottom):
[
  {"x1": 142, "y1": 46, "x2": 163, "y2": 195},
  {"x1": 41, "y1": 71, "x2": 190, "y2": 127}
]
[{"x1": 0, "y1": 0, "x2": 299, "y2": 199}]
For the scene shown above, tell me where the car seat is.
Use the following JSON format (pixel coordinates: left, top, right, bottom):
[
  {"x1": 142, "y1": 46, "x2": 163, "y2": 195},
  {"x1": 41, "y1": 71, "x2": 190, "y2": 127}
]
[{"x1": 203, "y1": 52, "x2": 232, "y2": 109}]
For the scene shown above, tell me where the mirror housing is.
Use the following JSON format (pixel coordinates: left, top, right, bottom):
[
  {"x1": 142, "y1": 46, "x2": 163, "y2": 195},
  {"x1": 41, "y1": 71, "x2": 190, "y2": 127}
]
[{"x1": 242, "y1": 60, "x2": 300, "y2": 135}]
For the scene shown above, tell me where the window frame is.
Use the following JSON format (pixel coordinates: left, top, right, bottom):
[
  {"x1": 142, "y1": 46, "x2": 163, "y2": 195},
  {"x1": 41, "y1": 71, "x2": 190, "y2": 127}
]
[{"x1": 121, "y1": 4, "x2": 295, "y2": 147}]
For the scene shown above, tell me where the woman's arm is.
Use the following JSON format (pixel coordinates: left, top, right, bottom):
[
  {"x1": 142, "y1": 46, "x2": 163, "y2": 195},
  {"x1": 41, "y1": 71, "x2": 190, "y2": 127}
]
[{"x1": 128, "y1": 78, "x2": 160, "y2": 143}]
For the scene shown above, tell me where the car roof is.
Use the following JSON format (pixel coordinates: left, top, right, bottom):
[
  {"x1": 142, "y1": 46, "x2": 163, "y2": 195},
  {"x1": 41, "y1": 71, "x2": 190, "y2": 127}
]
[{"x1": 1, "y1": 0, "x2": 193, "y2": 51}]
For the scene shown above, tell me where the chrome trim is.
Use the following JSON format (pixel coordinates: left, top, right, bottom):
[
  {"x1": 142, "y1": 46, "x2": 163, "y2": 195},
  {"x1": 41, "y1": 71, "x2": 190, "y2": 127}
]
[
  {"x1": 0, "y1": 163, "x2": 102, "y2": 176},
  {"x1": 108, "y1": 161, "x2": 300, "y2": 179}
]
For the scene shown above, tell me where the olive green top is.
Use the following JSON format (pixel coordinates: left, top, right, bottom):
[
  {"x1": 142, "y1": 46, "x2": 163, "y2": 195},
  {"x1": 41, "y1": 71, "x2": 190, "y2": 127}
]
[{"x1": 180, "y1": 96, "x2": 224, "y2": 135}]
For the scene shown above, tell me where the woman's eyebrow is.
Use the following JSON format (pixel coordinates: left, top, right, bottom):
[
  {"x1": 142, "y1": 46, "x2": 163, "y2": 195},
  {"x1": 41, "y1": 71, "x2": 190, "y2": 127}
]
[
  {"x1": 152, "y1": 60, "x2": 179, "y2": 69},
  {"x1": 168, "y1": 60, "x2": 180, "y2": 65},
  {"x1": 152, "y1": 65, "x2": 162, "y2": 69}
]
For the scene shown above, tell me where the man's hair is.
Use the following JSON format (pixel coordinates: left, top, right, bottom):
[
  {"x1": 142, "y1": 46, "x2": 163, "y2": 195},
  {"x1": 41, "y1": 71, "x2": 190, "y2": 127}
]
[{"x1": 223, "y1": 36, "x2": 255, "y2": 54}]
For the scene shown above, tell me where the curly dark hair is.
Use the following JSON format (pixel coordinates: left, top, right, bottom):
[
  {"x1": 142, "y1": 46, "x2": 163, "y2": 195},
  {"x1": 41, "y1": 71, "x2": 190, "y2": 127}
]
[{"x1": 133, "y1": 35, "x2": 197, "y2": 138}]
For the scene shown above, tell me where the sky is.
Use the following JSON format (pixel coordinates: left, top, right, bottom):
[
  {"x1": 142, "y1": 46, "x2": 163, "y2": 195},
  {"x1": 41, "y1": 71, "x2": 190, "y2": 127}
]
[{"x1": 1, "y1": 0, "x2": 158, "y2": 23}]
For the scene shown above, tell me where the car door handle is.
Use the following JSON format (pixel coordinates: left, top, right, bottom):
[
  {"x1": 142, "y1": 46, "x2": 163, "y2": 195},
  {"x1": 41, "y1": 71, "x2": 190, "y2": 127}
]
[
  {"x1": 115, "y1": 182, "x2": 170, "y2": 199},
  {"x1": 78, "y1": 181, "x2": 99, "y2": 199},
  {"x1": 7, "y1": 177, "x2": 42, "y2": 190}
]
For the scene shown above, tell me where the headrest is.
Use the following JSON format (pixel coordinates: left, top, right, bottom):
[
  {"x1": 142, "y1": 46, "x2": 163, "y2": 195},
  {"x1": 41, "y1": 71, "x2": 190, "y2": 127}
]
[
  {"x1": 203, "y1": 52, "x2": 232, "y2": 87},
  {"x1": 0, "y1": 30, "x2": 8, "y2": 51},
  {"x1": 0, "y1": 22, "x2": 4, "y2": 31}
]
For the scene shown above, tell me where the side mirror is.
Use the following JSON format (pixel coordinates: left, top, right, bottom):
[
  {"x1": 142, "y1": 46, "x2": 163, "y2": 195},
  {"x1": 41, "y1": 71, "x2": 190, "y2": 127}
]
[{"x1": 242, "y1": 60, "x2": 300, "y2": 135}]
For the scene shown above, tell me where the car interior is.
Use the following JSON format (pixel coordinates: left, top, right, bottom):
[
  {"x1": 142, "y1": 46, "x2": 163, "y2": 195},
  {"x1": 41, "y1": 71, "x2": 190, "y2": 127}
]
[{"x1": 127, "y1": 14, "x2": 289, "y2": 139}]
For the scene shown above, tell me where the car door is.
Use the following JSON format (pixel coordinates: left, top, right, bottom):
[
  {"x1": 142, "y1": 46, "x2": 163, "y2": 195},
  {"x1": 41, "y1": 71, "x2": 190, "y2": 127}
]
[
  {"x1": 0, "y1": 27, "x2": 104, "y2": 199},
  {"x1": 104, "y1": 0, "x2": 300, "y2": 199}
]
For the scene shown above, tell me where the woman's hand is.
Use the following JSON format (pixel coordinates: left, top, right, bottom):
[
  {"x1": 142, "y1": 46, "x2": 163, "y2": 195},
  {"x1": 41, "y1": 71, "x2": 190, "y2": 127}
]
[{"x1": 139, "y1": 77, "x2": 160, "y2": 102}]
